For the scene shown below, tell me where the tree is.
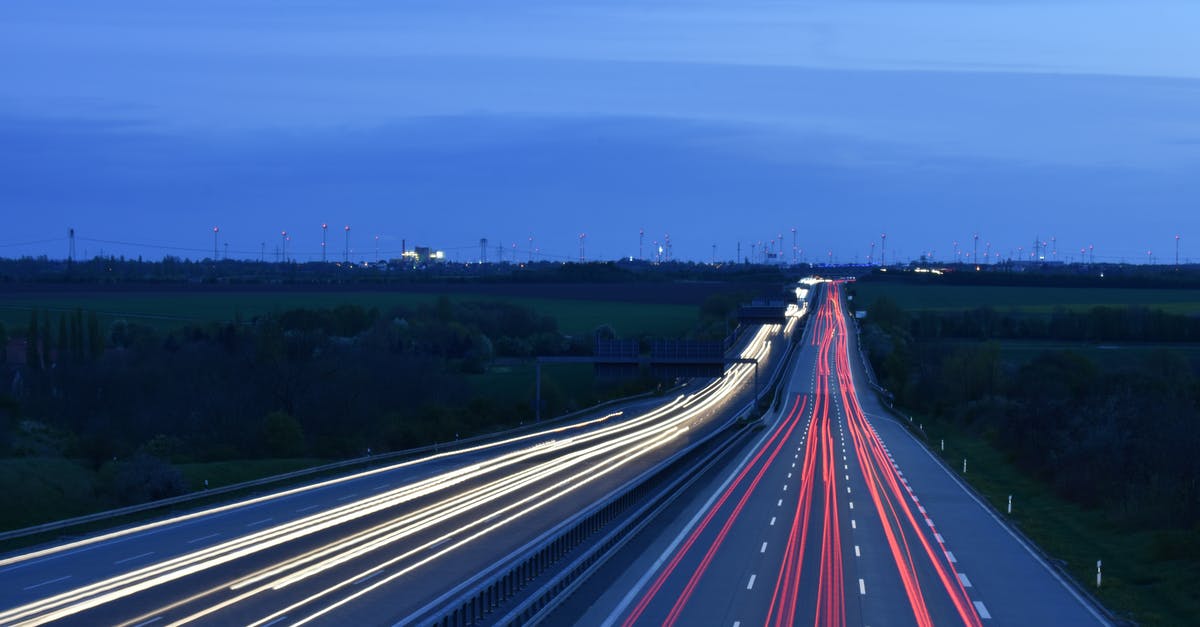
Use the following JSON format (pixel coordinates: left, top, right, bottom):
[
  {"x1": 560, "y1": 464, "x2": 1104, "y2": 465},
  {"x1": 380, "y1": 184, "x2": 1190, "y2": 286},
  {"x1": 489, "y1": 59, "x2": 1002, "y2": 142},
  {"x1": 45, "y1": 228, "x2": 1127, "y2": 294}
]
[
  {"x1": 39, "y1": 310, "x2": 52, "y2": 369},
  {"x1": 262, "y1": 410, "x2": 306, "y2": 457},
  {"x1": 88, "y1": 311, "x2": 104, "y2": 359},
  {"x1": 25, "y1": 311, "x2": 38, "y2": 369},
  {"x1": 57, "y1": 315, "x2": 68, "y2": 364}
]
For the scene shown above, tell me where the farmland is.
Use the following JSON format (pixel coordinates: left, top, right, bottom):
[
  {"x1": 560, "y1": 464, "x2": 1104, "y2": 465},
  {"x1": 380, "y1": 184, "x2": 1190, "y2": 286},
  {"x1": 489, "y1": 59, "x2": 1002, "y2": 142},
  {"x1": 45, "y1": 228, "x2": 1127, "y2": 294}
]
[
  {"x1": 0, "y1": 286, "x2": 710, "y2": 338},
  {"x1": 851, "y1": 282, "x2": 1200, "y2": 315}
]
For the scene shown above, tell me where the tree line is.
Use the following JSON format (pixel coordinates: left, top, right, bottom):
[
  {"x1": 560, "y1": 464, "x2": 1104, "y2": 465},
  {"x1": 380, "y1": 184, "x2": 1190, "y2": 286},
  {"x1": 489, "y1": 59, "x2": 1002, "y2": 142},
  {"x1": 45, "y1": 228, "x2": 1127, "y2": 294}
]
[
  {"x1": 0, "y1": 297, "x2": 712, "y2": 508},
  {"x1": 901, "y1": 304, "x2": 1200, "y2": 343},
  {"x1": 861, "y1": 296, "x2": 1200, "y2": 529}
]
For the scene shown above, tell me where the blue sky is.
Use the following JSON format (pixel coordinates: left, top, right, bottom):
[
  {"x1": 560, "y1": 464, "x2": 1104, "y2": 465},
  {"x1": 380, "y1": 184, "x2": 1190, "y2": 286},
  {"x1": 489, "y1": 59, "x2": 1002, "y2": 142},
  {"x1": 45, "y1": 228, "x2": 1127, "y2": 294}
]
[{"x1": 2, "y1": 0, "x2": 1199, "y2": 263}]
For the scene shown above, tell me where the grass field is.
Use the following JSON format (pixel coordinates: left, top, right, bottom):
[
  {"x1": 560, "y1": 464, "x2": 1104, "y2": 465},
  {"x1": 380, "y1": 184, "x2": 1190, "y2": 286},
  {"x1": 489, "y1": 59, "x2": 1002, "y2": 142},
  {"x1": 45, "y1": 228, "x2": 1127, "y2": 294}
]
[
  {"x1": 916, "y1": 414, "x2": 1199, "y2": 626},
  {"x1": 851, "y1": 283, "x2": 1200, "y2": 315},
  {"x1": 938, "y1": 339, "x2": 1200, "y2": 369},
  {"x1": 0, "y1": 291, "x2": 699, "y2": 338},
  {"x1": 0, "y1": 457, "x2": 100, "y2": 530}
]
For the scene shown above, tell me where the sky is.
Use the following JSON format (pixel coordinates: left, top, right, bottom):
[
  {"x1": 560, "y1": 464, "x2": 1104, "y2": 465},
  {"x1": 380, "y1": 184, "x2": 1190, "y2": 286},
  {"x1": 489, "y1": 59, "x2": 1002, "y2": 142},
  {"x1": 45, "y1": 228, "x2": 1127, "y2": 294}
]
[{"x1": 2, "y1": 0, "x2": 1199, "y2": 264}]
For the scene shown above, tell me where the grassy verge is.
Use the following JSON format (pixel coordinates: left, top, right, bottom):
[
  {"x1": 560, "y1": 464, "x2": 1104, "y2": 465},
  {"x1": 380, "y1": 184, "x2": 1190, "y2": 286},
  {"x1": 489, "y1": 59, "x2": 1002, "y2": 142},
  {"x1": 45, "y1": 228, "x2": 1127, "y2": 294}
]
[
  {"x1": 176, "y1": 458, "x2": 329, "y2": 491},
  {"x1": 915, "y1": 413, "x2": 1198, "y2": 626}
]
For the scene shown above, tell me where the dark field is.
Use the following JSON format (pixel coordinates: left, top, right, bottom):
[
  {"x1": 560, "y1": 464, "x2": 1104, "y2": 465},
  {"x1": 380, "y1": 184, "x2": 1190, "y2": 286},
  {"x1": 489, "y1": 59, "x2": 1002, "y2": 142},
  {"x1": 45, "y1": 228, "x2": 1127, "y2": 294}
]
[
  {"x1": 0, "y1": 281, "x2": 779, "y2": 337},
  {"x1": 851, "y1": 282, "x2": 1200, "y2": 315}
]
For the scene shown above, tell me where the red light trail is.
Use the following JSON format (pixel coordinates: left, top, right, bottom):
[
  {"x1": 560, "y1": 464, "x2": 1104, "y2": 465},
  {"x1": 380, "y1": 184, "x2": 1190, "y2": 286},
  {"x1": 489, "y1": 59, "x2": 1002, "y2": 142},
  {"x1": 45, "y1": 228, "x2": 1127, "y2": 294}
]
[{"x1": 621, "y1": 281, "x2": 984, "y2": 627}]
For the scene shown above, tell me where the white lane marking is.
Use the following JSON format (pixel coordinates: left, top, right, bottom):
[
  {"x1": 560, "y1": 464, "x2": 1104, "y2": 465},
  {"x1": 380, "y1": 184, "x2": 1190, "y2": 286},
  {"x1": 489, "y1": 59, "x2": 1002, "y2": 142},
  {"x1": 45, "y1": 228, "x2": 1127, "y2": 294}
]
[
  {"x1": 354, "y1": 569, "x2": 385, "y2": 585},
  {"x1": 760, "y1": 542, "x2": 768, "y2": 553},
  {"x1": 603, "y1": 391, "x2": 790, "y2": 627},
  {"x1": 187, "y1": 533, "x2": 220, "y2": 544},
  {"x1": 946, "y1": 550, "x2": 957, "y2": 563},
  {"x1": 792, "y1": 463, "x2": 796, "y2": 468},
  {"x1": 919, "y1": 506, "x2": 926, "y2": 514},
  {"x1": 778, "y1": 499, "x2": 783, "y2": 506},
  {"x1": 855, "y1": 545, "x2": 861, "y2": 557},
  {"x1": 974, "y1": 601, "x2": 992, "y2": 619},
  {"x1": 958, "y1": 572, "x2": 973, "y2": 587},
  {"x1": 373, "y1": 483, "x2": 389, "y2": 491},
  {"x1": 132, "y1": 617, "x2": 163, "y2": 627},
  {"x1": 262, "y1": 616, "x2": 290, "y2": 627},
  {"x1": 783, "y1": 484, "x2": 788, "y2": 491},
  {"x1": 847, "y1": 486, "x2": 851, "y2": 494},
  {"x1": 23, "y1": 575, "x2": 71, "y2": 591},
  {"x1": 851, "y1": 519, "x2": 857, "y2": 529},
  {"x1": 935, "y1": 533, "x2": 945, "y2": 543},
  {"x1": 849, "y1": 501, "x2": 854, "y2": 510},
  {"x1": 296, "y1": 504, "x2": 321, "y2": 513},
  {"x1": 734, "y1": 623, "x2": 741, "y2": 627},
  {"x1": 114, "y1": 551, "x2": 154, "y2": 565},
  {"x1": 925, "y1": 517, "x2": 935, "y2": 527},
  {"x1": 859, "y1": 578, "x2": 866, "y2": 595},
  {"x1": 247, "y1": 517, "x2": 273, "y2": 527},
  {"x1": 337, "y1": 493, "x2": 359, "y2": 502},
  {"x1": 845, "y1": 474, "x2": 849, "y2": 481},
  {"x1": 875, "y1": 410, "x2": 1109, "y2": 625},
  {"x1": 787, "y1": 473, "x2": 792, "y2": 479},
  {"x1": 747, "y1": 574, "x2": 757, "y2": 590},
  {"x1": 770, "y1": 516, "x2": 777, "y2": 526}
]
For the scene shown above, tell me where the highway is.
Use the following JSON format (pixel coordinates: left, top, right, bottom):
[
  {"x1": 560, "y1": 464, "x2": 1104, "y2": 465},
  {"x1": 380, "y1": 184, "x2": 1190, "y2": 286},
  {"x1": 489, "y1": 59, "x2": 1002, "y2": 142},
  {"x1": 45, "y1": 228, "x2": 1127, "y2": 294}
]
[
  {"x1": 0, "y1": 314, "x2": 799, "y2": 626},
  {"x1": 574, "y1": 282, "x2": 1109, "y2": 627}
]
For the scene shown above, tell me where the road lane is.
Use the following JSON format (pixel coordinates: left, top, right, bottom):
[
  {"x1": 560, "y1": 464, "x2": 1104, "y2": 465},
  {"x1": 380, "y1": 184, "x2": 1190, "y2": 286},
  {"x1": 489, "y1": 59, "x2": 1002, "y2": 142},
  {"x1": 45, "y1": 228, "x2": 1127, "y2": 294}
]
[
  {"x1": 1, "y1": 316, "x2": 799, "y2": 626},
  {"x1": 592, "y1": 281, "x2": 1107, "y2": 627}
]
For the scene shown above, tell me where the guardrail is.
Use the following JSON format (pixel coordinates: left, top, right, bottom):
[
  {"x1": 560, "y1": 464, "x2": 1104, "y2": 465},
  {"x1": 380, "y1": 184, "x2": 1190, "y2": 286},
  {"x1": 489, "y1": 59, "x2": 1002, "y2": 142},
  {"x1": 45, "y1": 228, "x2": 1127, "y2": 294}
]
[
  {"x1": 845, "y1": 305, "x2": 1125, "y2": 626},
  {"x1": 410, "y1": 313, "x2": 808, "y2": 626},
  {"x1": 0, "y1": 384, "x2": 682, "y2": 545}
]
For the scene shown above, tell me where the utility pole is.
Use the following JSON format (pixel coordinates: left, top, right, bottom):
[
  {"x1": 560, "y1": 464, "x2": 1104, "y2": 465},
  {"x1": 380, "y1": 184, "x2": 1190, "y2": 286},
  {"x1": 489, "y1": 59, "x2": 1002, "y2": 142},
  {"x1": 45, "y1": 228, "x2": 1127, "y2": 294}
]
[
  {"x1": 344, "y1": 225, "x2": 350, "y2": 263},
  {"x1": 880, "y1": 233, "x2": 887, "y2": 267},
  {"x1": 260, "y1": 242, "x2": 265, "y2": 262},
  {"x1": 68, "y1": 228, "x2": 76, "y2": 263},
  {"x1": 528, "y1": 235, "x2": 534, "y2": 263},
  {"x1": 1177, "y1": 234, "x2": 1182, "y2": 268},
  {"x1": 737, "y1": 241, "x2": 741, "y2": 264},
  {"x1": 869, "y1": 241, "x2": 875, "y2": 265},
  {"x1": 579, "y1": 233, "x2": 586, "y2": 262},
  {"x1": 639, "y1": 228, "x2": 644, "y2": 261},
  {"x1": 973, "y1": 233, "x2": 979, "y2": 266},
  {"x1": 321, "y1": 223, "x2": 328, "y2": 262},
  {"x1": 712, "y1": 243, "x2": 717, "y2": 265},
  {"x1": 791, "y1": 227, "x2": 798, "y2": 264},
  {"x1": 281, "y1": 231, "x2": 288, "y2": 263},
  {"x1": 213, "y1": 226, "x2": 219, "y2": 259},
  {"x1": 375, "y1": 234, "x2": 381, "y2": 262}
]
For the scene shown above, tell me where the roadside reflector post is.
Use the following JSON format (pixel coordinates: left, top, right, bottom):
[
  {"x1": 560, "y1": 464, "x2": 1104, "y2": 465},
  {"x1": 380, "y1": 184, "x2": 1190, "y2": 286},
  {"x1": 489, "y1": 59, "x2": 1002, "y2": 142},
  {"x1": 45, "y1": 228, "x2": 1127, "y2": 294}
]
[
  {"x1": 940, "y1": 439, "x2": 945, "y2": 452},
  {"x1": 1096, "y1": 560, "x2": 1102, "y2": 588},
  {"x1": 962, "y1": 458, "x2": 967, "y2": 474},
  {"x1": 1007, "y1": 494, "x2": 1012, "y2": 514}
]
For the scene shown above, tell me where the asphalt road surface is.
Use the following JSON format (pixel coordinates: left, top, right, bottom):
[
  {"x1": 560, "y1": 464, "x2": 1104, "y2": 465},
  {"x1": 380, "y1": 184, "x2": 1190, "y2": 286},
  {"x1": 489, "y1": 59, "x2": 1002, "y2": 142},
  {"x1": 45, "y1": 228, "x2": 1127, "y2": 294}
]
[{"x1": 580, "y1": 281, "x2": 1108, "y2": 627}]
